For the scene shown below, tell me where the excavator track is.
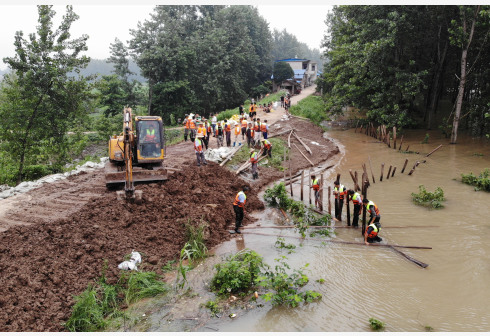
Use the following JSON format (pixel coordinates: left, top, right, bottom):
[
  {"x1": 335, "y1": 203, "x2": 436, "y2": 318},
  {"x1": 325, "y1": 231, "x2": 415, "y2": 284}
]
[{"x1": 104, "y1": 161, "x2": 168, "y2": 188}]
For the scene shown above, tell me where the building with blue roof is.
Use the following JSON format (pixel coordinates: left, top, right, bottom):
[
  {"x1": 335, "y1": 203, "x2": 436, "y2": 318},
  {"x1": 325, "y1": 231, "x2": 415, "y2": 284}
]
[{"x1": 272, "y1": 58, "x2": 319, "y2": 94}]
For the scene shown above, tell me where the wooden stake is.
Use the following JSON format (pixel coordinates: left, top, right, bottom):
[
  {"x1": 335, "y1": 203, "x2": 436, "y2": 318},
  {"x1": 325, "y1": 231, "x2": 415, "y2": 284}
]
[
  {"x1": 386, "y1": 165, "x2": 392, "y2": 179},
  {"x1": 408, "y1": 161, "x2": 418, "y2": 175},
  {"x1": 393, "y1": 126, "x2": 397, "y2": 150},
  {"x1": 380, "y1": 163, "x2": 385, "y2": 181},
  {"x1": 401, "y1": 158, "x2": 409, "y2": 174},
  {"x1": 368, "y1": 156, "x2": 376, "y2": 183},
  {"x1": 398, "y1": 135, "x2": 404, "y2": 150},
  {"x1": 320, "y1": 173, "x2": 324, "y2": 212},
  {"x1": 355, "y1": 120, "x2": 359, "y2": 133},
  {"x1": 308, "y1": 170, "x2": 311, "y2": 205},
  {"x1": 349, "y1": 169, "x2": 360, "y2": 191},
  {"x1": 328, "y1": 186, "x2": 331, "y2": 215},
  {"x1": 346, "y1": 189, "x2": 351, "y2": 226},
  {"x1": 405, "y1": 145, "x2": 410, "y2": 152},
  {"x1": 300, "y1": 170, "x2": 304, "y2": 201},
  {"x1": 391, "y1": 166, "x2": 397, "y2": 177},
  {"x1": 425, "y1": 144, "x2": 443, "y2": 157},
  {"x1": 387, "y1": 133, "x2": 391, "y2": 148},
  {"x1": 362, "y1": 163, "x2": 370, "y2": 187},
  {"x1": 289, "y1": 155, "x2": 293, "y2": 196}
]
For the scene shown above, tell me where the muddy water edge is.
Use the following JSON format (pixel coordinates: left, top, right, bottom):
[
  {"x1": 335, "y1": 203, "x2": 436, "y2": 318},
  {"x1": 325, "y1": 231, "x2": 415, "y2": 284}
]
[{"x1": 114, "y1": 126, "x2": 490, "y2": 332}]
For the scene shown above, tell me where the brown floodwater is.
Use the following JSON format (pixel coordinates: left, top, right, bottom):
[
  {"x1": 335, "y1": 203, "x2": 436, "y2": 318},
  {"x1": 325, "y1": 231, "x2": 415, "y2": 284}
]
[
  {"x1": 199, "y1": 127, "x2": 490, "y2": 332},
  {"x1": 123, "y1": 127, "x2": 489, "y2": 332}
]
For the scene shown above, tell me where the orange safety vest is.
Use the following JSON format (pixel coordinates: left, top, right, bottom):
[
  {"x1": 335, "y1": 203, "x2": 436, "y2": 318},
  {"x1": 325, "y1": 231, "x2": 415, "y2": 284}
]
[
  {"x1": 146, "y1": 129, "x2": 156, "y2": 141},
  {"x1": 225, "y1": 123, "x2": 231, "y2": 132},
  {"x1": 254, "y1": 123, "x2": 260, "y2": 131},
  {"x1": 241, "y1": 119, "x2": 248, "y2": 128},
  {"x1": 234, "y1": 125, "x2": 241, "y2": 136},
  {"x1": 260, "y1": 123, "x2": 267, "y2": 132},
  {"x1": 334, "y1": 185, "x2": 346, "y2": 200},
  {"x1": 233, "y1": 191, "x2": 247, "y2": 207},
  {"x1": 189, "y1": 120, "x2": 196, "y2": 130},
  {"x1": 249, "y1": 128, "x2": 255, "y2": 138},
  {"x1": 367, "y1": 223, "x2": 379, "y2": 238},
  {"x1": 206, "y1": 125, "x2": 212, "y2": 134},
  {"x1": 351, "y1": 192, "x2": 362, "y2": 204},
  {"x1": 197, "y1": 126, "x2": 206, "y2": 138},
  {"x1": 185, "y1": 118, "x2": 191, "y2": 129},
  {"x1": 194, "y1": 139, "x2": 203, "y2": 152},
  {"x1": 250, "y1": 151, "x2": 258, "y2": 163},
  {"x1": 262, "y1": 139, "x2": 271, "y2": 149},
  {"x1": 312, "y1": 179, "x2": 320, "y2": 191},
  {"x1": 249, "y1": 105, "x2": 253, "y2": 113},
  {"x1": 366, "y1": 201, "x2": 380, "y2": 216}
]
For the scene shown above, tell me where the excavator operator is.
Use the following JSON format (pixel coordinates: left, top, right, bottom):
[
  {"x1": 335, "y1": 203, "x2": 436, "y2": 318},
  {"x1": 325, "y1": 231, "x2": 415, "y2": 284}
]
[{"x1": 142, "y1": 123, "x2": 160, "y2": 157}]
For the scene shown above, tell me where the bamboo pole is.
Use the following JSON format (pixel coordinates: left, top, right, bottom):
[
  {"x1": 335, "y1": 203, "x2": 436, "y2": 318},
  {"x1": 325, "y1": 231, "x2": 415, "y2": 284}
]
[
  {"x1": 380, "y1": 163, "x2": 385, "y2": 181},
  {"x1": 401, "y1": 158, "x2": 409, "y2": 174},
  {"x1": 386, "y1": 165, "x2": 392, "y2": 180},
  {"x1": 368, "y1": 156, "x2": 376, "y2": 183},
  {"x1": 398, "y1": 135, "x2": 404, "y2": 151},
  {"x1": 242, "y1": 232, "x2": 432, "y2": 249},
  {"x1": 300, "y1": 171, "x2": 304, "y2": 201},
  {"x1": 425, "y1": 144, "x2": 443, "y2": 157},
  {"x1": 293, "y1": 143, "x2": 314, "y2": 166}
]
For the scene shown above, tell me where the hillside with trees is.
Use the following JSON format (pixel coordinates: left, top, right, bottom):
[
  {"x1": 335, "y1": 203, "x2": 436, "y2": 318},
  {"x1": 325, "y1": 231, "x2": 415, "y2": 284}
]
[{"x1": 317, "y1": 5, "x2": 490, "y2": 142}]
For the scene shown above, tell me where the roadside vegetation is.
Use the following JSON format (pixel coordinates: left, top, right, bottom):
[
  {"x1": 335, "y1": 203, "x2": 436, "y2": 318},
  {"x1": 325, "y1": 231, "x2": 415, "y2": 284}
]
[
  {"x1": 461, "y1": 169, "x2": 490, "y2": 192},
  {"x1": 411, "y1": 185, "x2": 445, "y2": 209},
  {"x1": 228, "y1": 138, "x2": 289, "y2": 171},
  {"x1": 289, "y1": 95, "x2": 330, "y2": 126}
]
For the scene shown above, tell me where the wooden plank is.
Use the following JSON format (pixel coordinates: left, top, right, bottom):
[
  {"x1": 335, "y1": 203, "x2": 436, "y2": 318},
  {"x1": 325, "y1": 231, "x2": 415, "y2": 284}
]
[
  {"x1": 220, "y1": 144, "x2": 244, "y2": 166},
  {"x1": 242, "y1": 231, "x2": 432, "y2": 249},
  {"x1": 293, "y1": 143, "x2": 314, "y2": 166},
  {"x1": 292, "y1": 131, "x2": 313, "y2": 155}
]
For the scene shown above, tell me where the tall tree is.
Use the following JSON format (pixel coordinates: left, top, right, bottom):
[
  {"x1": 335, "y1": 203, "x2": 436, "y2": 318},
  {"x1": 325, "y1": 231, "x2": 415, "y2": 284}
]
[
  {"x1": 1, "y1": 5, "x2": 90, "y2": 184},
  {"x1": 449, "y1": 5, "x2": 490, "y2": 143},
  {"x1": 273, "y1": 61, "x2": 294, "y2": 84}
]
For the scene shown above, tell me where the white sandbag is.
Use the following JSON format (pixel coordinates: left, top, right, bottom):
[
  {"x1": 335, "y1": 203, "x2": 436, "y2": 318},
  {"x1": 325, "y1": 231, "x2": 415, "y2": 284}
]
[
  {"x1": 118, "y1": 260, "x2": 138, "y2": 271},
  {"x1": 130, "y1": 251, "x2": 142, "y2": 264},
  {"x1": 273, "y1": 102, "x2": 278, "y2": 108}
]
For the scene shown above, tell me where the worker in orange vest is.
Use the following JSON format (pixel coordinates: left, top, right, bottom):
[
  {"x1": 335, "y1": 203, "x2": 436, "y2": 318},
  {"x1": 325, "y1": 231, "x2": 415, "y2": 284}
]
[
  {"x1": 311, "y1": 175, "x2": 321, "y2": 209},
  {"x1": 246, "y1": 122, "x2": 255, "y2": 148},
  {"x1": 215, "y1": 122, "x2": 224, "y2": 147},
  {"x1": 348, "y1": 189, "x2": 362, "y2": 227},
  {"x1": 189, "y1": 115, "x2": 197, "y2": 142},
  {"x1": 205, "y1": 120, "x2": 212, "y2": 149},
  {"x1": 183, "y1": 114, "x2": 190, "y2": 141},
  {"x1": 363, "y1": 198, "x2": 382, "y2": 244},
  {"x1": 250, "y1": 148, "x2": 259, "y2": 179},
  {"x1": 224, "y1": 119, "x2": 232, "y2": 147},
  {"x1": 241, "y1": 117, "x2": 248, "y2": 140},
  {"x1": 232, "y1": 185, "x2": 249, "y2": 234},
  {"x1": 254, "y1": 118, "x2": 261, "y2": 142},
  {"x1": 233, "y1": 122, "x2": 241, "y2": 147},
  {"x1": 333, "y1": 180, "x2": 346, "y2": 221},
  {"x1": 261, "y1": 119, "x2": 269, "y2": 139},
  {"x1": 261, "y1": 139, "x2": 272, "y2": 158},
  {"x1": 194, "y1": 135, "x2": 207, "y2": 167}
]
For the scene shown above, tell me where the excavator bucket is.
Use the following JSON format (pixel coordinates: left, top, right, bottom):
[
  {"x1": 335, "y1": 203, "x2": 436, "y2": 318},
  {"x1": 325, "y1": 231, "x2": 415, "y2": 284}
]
[{"x1": 105, "y1": 162, "x2": 168, "y2": 188}]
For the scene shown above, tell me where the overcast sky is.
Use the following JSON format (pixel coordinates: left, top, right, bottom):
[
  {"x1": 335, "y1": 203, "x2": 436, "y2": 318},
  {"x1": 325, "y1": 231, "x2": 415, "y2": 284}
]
[{"x1": 0, "y1": 4, "x2": 333, "y2": 70}]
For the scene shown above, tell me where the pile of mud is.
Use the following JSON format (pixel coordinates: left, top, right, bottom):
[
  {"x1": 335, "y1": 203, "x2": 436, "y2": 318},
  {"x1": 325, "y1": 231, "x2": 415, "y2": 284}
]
[{"x1": 0, "y1": 162, "x2": 263, "y2": 332}]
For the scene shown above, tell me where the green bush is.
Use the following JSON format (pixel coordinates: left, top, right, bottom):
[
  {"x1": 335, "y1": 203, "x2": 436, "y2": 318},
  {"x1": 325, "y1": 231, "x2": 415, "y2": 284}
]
[
  {"x1": 263, "y1": 182, "x2": 292, "y2": 209},
  {"x1": 210, "y1": 249, "x2": 265, "y2": 297},
  {"x1": 411, "y1": 185, "x2": 445, "y2": 209},
  {"x1": 461, "y1": 169, "x2": 490, "y2": 192},
  {"x1": 23, "y1": 164, "x2": 62, "y2": 180},
  {"x1": 165, "y1": 128, "x2": 185, "y2": 146}
]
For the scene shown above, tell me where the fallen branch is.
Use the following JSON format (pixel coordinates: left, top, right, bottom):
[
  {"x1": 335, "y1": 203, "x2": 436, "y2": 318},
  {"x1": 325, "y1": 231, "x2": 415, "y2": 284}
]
[
  {"x1": 293, "y1": 143, "x2": 315, "y2": 167},
  {"x1": 425, "y1": 144, "x2": 443, "y2": 157}
]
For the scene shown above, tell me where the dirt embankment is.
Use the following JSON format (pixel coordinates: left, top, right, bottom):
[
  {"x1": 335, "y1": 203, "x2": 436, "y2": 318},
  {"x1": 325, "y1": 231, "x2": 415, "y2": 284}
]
[
  {"x1": 0, "y1": 163, "x2": 263, "y2": 332},
  {"x1": 0, "y1": 86, "x2": 340, "y2": 332}
]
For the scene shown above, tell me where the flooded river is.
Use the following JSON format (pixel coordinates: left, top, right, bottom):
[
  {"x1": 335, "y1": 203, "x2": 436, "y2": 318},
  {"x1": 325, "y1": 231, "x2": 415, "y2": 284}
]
[
  {"x1": 126, "y1": 127, "x2": 489, "y2": 332},
  {"x1": 200, "y1": 128, "x2": 490, "y2": 332}
]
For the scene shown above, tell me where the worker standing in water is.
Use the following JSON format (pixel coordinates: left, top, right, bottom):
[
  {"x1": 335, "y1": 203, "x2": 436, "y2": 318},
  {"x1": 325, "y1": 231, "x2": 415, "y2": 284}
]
[
  {"x1": 363, "y1": 198, "x2": 382, "y2": 244},
  {"x1": 333, "y1": 180, "x2": 346, "y2": 221},
  {"x1": 232, "y1": 186, "x2": 249, "y2": 234},
  {"x1": 347, "y1": 189, "x2": 362, "y2": 227},
  {"x1": 311, "y1": 175, "x2": 321, "y2": 209}
]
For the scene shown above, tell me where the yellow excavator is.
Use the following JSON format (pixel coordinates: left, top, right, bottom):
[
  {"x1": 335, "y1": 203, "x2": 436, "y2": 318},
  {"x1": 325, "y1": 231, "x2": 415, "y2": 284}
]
[{"x1": 105, "y1": 107, "x2": 168, "y2": 203}]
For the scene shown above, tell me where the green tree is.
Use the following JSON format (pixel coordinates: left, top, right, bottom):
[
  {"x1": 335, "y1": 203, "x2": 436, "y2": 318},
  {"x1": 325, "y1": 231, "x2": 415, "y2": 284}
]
[
  {"x1": 0, "y1": 5, "x2": 90, "y2": 184},
  {"x1": 273, "y1": 61, "x2": 294, "y2": 84}
]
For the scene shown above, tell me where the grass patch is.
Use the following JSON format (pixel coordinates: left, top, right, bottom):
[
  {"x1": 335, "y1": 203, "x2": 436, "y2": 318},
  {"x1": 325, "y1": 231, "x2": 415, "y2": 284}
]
[
  {"x1": 165, "y1": 128, "x2": 185, "y2": 146},
  {"x1": 369, "y1": 317, "x2": 385, "y2": 331},
  {"x1": 228, "y1": 138, "x2": 289, "y2": 171},
  {"x1": 461, "y1": 168, "x2": 490, "y2": 192},
  {"x1": 411, "y1": 185, "x2": 445, "y2": 209},
  {"x1": 65, "y1": 266, "x2": 168, "y2": 332},
  {"x1": 289, "y1": 95, "x2": 330, "y2": 125},
  {"x1": 203, "y1": 299, "x2": 221, "y2": 315}
]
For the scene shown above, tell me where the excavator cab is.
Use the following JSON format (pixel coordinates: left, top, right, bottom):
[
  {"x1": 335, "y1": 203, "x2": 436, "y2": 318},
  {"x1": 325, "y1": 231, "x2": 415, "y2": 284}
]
[{"x1": 105, "y1": 108, "x2": 168, "y2": 201}]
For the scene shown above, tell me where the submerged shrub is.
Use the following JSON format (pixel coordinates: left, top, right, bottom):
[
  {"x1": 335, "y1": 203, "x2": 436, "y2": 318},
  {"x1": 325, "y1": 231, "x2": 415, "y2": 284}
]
[{"x1": 411, "y1": 185, "x2": 445, "y2": 209}]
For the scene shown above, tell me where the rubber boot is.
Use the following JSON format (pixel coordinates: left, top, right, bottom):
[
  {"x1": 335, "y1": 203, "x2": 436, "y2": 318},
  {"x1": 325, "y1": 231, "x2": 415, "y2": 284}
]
[{"x1": 233, "y1": 141, "x2": 236, "y2": 147}]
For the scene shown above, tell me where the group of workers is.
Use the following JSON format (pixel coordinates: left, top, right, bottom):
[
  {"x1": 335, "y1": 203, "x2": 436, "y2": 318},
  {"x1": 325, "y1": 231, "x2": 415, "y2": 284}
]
[{"x1": 311, "y1": 178, "x2": 382, "y2": 245}]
